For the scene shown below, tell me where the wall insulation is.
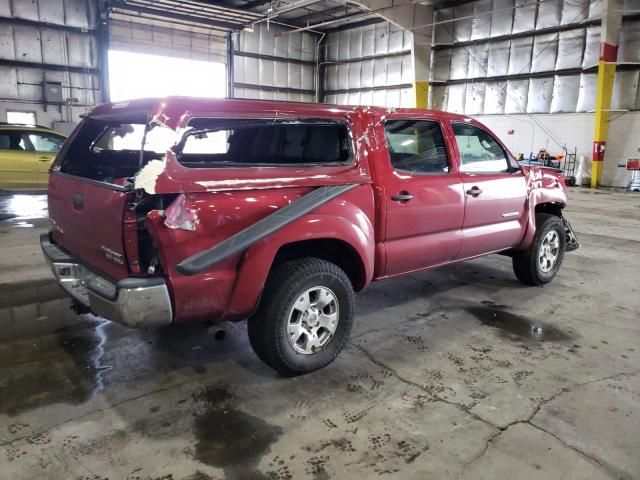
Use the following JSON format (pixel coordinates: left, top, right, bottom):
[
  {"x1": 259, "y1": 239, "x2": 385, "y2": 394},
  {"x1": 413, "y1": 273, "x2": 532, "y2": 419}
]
[
  {"x1": 430, "y1": 0, "x2": 640, "y2": 115},
  {"x1": 323, "y1": 22, "x2": 415, "y2": 108},
  {"x1": 0, "y1": 0, "x2": 100, "y2": 128},
  {"x1": 233, "y1": 23, "x2": 317, "y2": 102}
]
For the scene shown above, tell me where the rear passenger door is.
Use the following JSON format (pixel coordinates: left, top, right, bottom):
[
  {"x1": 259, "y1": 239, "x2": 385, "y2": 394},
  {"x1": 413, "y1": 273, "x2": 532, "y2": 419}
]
[
  {"x1": 451, "y1": 122, "x2": 528, "y2": 259},
  {"x1": 381, "y1": 119, "x2": 465, "y2": 277}
]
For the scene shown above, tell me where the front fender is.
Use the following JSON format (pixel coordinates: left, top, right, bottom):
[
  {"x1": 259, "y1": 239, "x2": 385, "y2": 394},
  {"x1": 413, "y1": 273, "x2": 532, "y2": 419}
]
[
  {"x1": 518, "y1": 168, "x2": 568, "y2": 251},
  {"x1": 223, "y1": 195, "x2": 375, "y2": 320}
]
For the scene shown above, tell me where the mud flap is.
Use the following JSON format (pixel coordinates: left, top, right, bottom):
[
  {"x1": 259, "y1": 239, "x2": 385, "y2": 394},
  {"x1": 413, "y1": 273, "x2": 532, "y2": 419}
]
[{"x1": 176, "y1": 184, "x2": 359, "y2": 275}]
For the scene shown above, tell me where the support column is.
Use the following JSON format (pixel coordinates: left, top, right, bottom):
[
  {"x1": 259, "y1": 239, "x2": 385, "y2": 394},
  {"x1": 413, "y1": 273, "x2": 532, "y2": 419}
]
[
  {"x1": 411, "y1": 31, "x2": 430, "y2": 109},
  {"x1": 591, "y1": 0, "x2": 622, "y2": 188}
]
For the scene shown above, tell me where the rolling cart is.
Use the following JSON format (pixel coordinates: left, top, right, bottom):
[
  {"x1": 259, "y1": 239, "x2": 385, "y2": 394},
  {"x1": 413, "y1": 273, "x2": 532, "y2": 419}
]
[
  {"x1": 561, "y1": 147, "x2": 577, "y2": 186},
  {"x1": 626, "y1": 159, "x2": 640, "y2": 192}
]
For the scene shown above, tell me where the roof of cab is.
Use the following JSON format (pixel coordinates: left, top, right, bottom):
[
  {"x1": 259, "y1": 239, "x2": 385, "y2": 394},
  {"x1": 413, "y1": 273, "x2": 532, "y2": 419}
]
[
  {"x1": 89, "y1": 96, "x2": 470, "y2": 129},
  {"x1": 0, "y1": 123, "x2": 66, "y2": 136}
]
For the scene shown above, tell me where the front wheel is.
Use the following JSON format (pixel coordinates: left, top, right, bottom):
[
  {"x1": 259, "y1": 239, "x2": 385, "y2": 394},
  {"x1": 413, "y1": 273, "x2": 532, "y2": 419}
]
[
  {"x1": 247, "y1": 258, "x2": 355, "y2": 376},
  {"x1": 513, "y1": 213, "x2": 566, "y2": 286}
]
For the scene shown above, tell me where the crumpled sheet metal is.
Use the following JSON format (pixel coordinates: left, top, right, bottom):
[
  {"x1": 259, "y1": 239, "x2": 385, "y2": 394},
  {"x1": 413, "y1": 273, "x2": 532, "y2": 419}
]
[
  {"x1": 470, "y1": 0, "x2": 492, "y2": 40},
  {"x1": 508, "y1": 37, "x2": 533, "y2": 75},
  {"x1": 512, "y1": 0, "x2": 537, "y2": 33},
  {"x1": 450, "y1": 48, "x2": 470, "y2": 80},
  {"x1": 582, "y1": 26, "x2": 601, "y2": 68},
  {"x1": 618, "y1": 21, "x2": 640, "y2": 64}
]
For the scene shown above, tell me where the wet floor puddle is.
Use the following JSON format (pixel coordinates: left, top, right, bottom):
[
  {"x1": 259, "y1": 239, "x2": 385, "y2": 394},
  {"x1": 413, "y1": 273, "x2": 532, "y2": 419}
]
[
  {"x1": 466, "y1": 301, "x2": 573, "y2": 343},
  {"x1": 0, "y1": 319, "x2": 111, "y2": 416},
  {"x1": 192, "y1": 385, "x2": 282, "y2": 478}
]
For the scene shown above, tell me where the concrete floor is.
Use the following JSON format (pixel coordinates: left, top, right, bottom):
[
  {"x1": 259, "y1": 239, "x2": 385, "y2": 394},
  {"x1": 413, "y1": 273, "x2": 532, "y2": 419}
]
[{"x1": 0, "y1": 189, "x2": 638, "y2": 480}]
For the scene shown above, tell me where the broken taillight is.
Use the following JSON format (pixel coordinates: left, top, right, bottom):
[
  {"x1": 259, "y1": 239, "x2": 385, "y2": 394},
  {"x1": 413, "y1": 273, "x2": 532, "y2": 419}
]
[{"x1": 164, "y1": 193, "x2": 198, "y2": 231}]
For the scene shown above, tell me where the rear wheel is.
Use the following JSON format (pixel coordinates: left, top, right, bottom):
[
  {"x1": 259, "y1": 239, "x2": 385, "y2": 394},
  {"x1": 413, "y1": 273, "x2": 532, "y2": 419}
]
[
  {"x1": 513, "y1": 213, "x2": 566, "y2": 286},
  {"x1": 247, "y1": 258, "x2": 355, "y2": 376}
]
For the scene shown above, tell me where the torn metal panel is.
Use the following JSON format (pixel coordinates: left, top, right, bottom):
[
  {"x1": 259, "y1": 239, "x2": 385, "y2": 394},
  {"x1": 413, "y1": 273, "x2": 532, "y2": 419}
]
[{"x1": 176, "y1": 184, "x2": 359, "y2": 275}]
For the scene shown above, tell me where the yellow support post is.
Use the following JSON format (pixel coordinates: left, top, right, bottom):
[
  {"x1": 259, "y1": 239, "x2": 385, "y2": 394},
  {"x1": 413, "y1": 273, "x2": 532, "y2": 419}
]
[
  {"x1": 413, "y1": 81, "x2": 429, "y2": 109},
  {"x1": 591, "y1": 0, "x2": 622, "y2": 188}
]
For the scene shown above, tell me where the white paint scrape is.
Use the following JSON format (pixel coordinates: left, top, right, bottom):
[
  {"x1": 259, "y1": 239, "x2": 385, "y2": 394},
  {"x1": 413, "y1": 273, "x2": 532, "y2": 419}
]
[{"x1": 134, "y1": 158, "x2": 166, "y2": 194}]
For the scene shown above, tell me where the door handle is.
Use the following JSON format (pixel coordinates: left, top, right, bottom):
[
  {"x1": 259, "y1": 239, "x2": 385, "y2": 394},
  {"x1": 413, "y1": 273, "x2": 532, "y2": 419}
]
[
  {"x1": 391, "y1": 192, "x2": 414, "y2": 202},
  {"x1": 37, "y1": 156, "x2": 51, "y2": 162},
  {"x1": 72, "y1": 194, "x2": 84, "y2": 209},
  {"x1": 465, "y1": 186, "x2": 483, "y2": 197}
]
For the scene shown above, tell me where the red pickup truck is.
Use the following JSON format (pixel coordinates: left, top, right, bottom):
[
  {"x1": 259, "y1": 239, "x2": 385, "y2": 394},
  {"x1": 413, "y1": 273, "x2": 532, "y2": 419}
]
[{"x1": 41, "y1": 97, "x2": 578, "y2": 375}]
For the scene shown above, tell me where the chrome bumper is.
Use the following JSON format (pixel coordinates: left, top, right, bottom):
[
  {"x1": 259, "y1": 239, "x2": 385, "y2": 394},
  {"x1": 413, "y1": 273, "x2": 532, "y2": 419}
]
[{"x1": 40, "y1": 234, "x2": 173, "y2": 328}]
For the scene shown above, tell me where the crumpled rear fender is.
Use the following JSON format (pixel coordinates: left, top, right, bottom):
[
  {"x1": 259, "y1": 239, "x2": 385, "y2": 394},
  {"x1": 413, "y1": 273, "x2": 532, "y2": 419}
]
[{"x1": 223, "y1": 193, "x2": 376, "y2": 321}]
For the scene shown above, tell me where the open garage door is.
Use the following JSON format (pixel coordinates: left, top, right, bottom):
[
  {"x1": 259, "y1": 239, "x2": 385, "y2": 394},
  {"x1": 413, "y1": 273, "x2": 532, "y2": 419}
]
[{"x1": 105, "y1": 0, "x2": 261, "y2": 100}]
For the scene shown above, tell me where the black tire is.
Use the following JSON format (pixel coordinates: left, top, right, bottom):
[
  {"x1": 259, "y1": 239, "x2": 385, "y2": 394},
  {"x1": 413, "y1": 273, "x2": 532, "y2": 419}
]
[
  {"x1": 513, "y1": 213, "x2": 566, "y2": 286},
  {"x1": 247, "y1": 258, "x2": 355, "y2": 376}
]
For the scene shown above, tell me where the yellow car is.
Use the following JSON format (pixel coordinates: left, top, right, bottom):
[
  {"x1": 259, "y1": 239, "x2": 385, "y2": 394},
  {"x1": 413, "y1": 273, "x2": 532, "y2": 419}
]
[{"x1": 0, "y1": 123, "x2": 67, "y2": 190}]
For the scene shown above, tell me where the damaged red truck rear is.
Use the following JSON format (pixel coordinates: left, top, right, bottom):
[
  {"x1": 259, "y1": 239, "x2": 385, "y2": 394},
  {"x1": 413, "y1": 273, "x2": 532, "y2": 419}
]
[{"x1": 42, "y1": 97, "x2": 578, "y2": 376}]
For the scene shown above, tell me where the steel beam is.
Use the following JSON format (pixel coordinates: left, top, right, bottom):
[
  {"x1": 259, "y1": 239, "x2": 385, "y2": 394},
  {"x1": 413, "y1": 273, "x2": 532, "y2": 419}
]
[{"x1": 591, "y1": 0, "x2": 623, "y2": 188}]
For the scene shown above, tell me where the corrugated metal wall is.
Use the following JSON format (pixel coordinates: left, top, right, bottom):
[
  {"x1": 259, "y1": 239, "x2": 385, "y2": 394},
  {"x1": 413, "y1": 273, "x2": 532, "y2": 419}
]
[
  {"x1": 233, "y1": 23, "x2": 317, "y2": 102},
  {"x1": 430, "y1": 0, "x2": 640, "y2": 115},
  {"x1": 0, "y1": 0, "x2": 101, "y2": 128},
  {"x1": 323, "y1": 22, "x2": 414, "y2": 107}
]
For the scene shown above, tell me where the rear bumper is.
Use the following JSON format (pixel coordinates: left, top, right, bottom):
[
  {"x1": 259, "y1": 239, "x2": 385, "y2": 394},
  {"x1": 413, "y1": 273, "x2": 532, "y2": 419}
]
[{"x1": 40, "y1": 233, "x2": 173, "y2": 328}]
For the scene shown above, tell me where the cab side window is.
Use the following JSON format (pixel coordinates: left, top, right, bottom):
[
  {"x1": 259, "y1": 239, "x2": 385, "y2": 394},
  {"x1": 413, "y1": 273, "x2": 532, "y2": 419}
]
[
  {"x1": 452, "y1": 123, "x2": 509, "y2": 174},
  {"x1": 384, "y1": 120, "x2": 450, "y2": 175}
]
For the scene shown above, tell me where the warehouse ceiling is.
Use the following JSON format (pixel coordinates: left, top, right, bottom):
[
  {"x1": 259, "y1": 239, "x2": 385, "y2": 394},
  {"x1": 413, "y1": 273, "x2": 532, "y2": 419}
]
[{"x1": 109, "y1": 0, "x2": 477, "y2": 33}]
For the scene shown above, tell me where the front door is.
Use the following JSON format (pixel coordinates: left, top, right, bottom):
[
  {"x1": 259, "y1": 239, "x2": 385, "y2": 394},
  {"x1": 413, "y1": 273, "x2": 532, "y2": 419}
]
[
  {"x1": 380, "y1": 118, "x2": 465, "y2": 277},
  {"x1": 450, "y1": 122, "x2": 528, "y2": 259}
]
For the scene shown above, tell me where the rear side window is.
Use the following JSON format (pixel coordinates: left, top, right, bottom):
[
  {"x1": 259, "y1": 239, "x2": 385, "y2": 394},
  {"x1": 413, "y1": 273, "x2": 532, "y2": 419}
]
[
  {"x1": 452, "y1": 123, "x2": 509, "y2": 173},
  {"x1": 178, "y1": 119, "x2": 352, "y2": 168},
  {"x1": 384, "y1": 120, "x2": 449, "y2": 174},
  {"x1": 28, "y1": 132, "x2": 65, "y2": 153}
]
